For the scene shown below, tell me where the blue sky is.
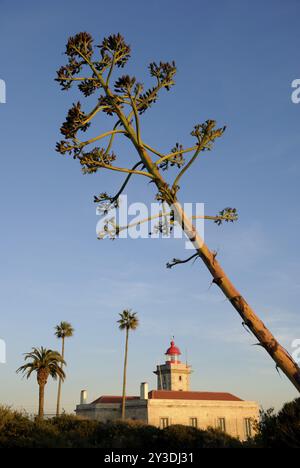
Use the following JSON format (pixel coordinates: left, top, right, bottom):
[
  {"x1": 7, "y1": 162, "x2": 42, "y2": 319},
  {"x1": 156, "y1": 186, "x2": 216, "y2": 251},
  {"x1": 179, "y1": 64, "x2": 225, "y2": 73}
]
[{"x1": 0, "y1": 0, "x2": 300, "y2": 414}]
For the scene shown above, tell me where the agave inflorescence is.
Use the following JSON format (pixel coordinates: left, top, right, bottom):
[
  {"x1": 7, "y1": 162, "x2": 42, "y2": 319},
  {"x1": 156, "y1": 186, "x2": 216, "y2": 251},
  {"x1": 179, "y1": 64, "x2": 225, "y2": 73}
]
[{"x1": 55, "y1": 32, "x2": 300, "y2": 394}]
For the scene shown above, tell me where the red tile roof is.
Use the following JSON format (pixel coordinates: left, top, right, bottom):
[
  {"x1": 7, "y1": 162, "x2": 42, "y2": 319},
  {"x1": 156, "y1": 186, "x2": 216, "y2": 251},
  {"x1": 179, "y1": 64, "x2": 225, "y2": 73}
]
[
  {"x1": 92, "y1": 395, "x2": 140, "y2": 404},
  {"x1": 91, "y1": 391, "x2": 243, "y2": 404},
  {"x1": 148, "y1": 391, "x2": 243, "y2": 401}
]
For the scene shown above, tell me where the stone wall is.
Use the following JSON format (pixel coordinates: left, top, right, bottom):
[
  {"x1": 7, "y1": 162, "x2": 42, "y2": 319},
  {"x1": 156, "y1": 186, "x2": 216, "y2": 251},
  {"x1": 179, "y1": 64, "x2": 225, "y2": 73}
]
[
  {"x1": 147, "y1": 399, "x2": 259, "y2": 441},
  {"x1": 76, "y1": 398, "x2": 259, "y2": 441},
  {"x1": 76, "y1": 400, "x2": 148, "y2": 423}
]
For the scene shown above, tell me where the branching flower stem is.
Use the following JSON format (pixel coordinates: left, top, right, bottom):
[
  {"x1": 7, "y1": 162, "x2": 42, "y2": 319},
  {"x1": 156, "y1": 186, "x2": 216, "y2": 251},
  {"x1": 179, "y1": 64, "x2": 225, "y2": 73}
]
[
  {"x1": 111, "y1": 212, "x2": 238, "y2": 236},
  {"x1": 112, "y1": 161, "x2": 145, "y2": 201},
  {"x1": 81, "y1": 129, "x2": 127, "y2": 147},
  {"x1": 58, "y1": 34, "x2": 300, "y2": 393},
  {"x1": 155, "y1": 145, "x2": 199, "y2": 166}
]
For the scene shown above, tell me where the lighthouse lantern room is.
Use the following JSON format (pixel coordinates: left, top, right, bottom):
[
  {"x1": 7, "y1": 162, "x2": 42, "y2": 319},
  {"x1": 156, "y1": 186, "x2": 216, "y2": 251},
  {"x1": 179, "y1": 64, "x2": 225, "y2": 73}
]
[{"x1": 154, "y1": 339, "x2": 192, "y2": 391}]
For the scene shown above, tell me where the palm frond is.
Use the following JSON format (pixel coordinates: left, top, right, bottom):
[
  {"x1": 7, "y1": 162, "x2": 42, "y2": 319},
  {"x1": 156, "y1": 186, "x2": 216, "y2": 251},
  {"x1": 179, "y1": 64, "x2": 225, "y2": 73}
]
[
  {"x1": 117, "y1": 309, "x2": 139, "y2": 330},
  {"x1": 16, "y1": 347, "x2": 66, "y2": 382}
]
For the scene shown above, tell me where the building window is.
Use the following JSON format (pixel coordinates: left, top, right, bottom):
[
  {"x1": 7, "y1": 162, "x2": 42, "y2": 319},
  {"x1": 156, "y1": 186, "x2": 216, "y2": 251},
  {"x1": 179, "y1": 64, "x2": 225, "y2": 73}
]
[
  {"x1": 217, "y1": 418, "x2": 226, "y2": 432},
  {"x1": 244, "y1": 418, "x2": 252, "y2": 438},
  {"x1": 179, "y1": 376, "x2": 182, "y2": 381},
  {"x1": 190, "y1": 417, "x2": 198, "y2": 428},
  {"x1": 160, "y1": 417, "x2": 169, "y2": 429}
]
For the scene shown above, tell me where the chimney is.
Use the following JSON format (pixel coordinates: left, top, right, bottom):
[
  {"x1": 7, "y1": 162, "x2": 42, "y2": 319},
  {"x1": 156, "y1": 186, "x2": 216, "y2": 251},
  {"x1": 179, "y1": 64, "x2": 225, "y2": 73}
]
[
  {"x1": 140, "y1": 382, "x2": 149, "y2": 400},
  {"x1": 80, "y1": 390, "x2": 88, "y2": 405}
]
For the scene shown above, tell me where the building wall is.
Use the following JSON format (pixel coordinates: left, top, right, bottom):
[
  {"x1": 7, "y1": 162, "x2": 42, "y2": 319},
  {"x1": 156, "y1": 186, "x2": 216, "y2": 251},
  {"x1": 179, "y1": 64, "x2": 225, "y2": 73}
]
[
  {"x1": 155, "y1": 363, "x2": 191, "y2": 391},
  {"x1": 76, "y1": 398, "x2": 258, "y2": 441},
  {"x1": 147, "y1": 399, "x2": 259, "y2": 441},
  {"x1": 76, "y1": 401, "x2": 148, "y2": 423},
  {"x1": 169, "y1": 368, "x2": 191, "y2": 392}
]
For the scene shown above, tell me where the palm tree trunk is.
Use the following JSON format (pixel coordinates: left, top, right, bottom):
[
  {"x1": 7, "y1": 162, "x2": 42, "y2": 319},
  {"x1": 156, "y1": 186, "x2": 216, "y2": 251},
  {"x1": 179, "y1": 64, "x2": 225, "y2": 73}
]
[
  {"x1": 38, "y1": 384, "x2": 45, "y2": 419},
  {"x1": 172, "y1": 201, "x2": 300, "y2": 392},
  {"x1": 121, "y1": 328, "x2": 129, "y2": 420},
  {"x1": 56, "y1": 338, "x2": 65, "y2": 417}
]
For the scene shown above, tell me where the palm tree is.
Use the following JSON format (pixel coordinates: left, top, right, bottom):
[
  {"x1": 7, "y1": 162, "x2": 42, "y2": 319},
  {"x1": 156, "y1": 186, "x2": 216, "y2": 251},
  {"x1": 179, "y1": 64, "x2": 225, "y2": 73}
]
[
  {"x1": 117, "y1": 310, "x2": 139, "y2": 420},
  {"x1": 54, "y1": 321, "x2": 74, "y2": 416},
  {"x1": 17, "y1": 347, "x2": 65, "y2": 419}
]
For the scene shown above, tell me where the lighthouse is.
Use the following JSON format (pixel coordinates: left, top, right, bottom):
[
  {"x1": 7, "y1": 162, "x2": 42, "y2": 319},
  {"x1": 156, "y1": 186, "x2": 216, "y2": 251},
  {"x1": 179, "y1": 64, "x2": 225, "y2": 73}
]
[
  {"x1": 76, "y1": 337, "x2": 259, "y2": 440},
  {"x1": 153, "y1": 339, "x2": 192, "y2": 391}
]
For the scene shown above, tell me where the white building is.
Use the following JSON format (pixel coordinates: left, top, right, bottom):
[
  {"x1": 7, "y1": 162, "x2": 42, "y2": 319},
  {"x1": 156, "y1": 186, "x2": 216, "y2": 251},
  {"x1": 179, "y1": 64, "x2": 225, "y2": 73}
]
[{"x1": 76, "y1": 339, "x2": 259, "y2": 440}]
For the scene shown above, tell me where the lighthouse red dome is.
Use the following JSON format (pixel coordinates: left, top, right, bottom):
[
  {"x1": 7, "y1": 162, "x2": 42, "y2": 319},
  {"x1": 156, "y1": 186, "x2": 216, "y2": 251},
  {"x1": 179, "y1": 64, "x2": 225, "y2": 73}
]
[{"x1": 165, "y1": 340, "x2": 181, "y2": 356}]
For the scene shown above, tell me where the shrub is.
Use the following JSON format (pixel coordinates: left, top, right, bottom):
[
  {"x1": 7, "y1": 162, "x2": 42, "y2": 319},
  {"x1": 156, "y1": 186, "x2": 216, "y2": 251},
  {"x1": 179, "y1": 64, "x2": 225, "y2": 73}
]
[
  {"x1": 159, "y1": 424, "x2": 242, "y2": 449},
  {"x1": 1, "y1": 399, "x2": 298, "y2": 448},
  {"x1": 254, "y1": 398, "x2": 300, "y2": 448}
]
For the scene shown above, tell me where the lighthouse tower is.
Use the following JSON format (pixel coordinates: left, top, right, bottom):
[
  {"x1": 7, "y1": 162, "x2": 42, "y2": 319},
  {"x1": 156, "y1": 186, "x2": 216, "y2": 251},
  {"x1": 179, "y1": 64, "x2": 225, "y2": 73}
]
[{"x1": 154, "y1": 339, "x2": 192, "y2": 391}]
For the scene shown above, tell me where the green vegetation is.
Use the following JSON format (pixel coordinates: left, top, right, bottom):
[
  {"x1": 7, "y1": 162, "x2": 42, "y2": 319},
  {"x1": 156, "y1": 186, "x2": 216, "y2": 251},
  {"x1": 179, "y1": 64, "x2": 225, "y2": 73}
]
[
  {"x1": 252, "y1": 398, "x2": 300, "y2": 448},
  {"x1": 0, "y1": 408, "x2": 241, "y2": 448},
  {"x1": 0, "y1": 399, "x2": 299, "y2": 448},
  {"x1": 16, "y1": 347, "x2": 65, "y2": 419}
]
